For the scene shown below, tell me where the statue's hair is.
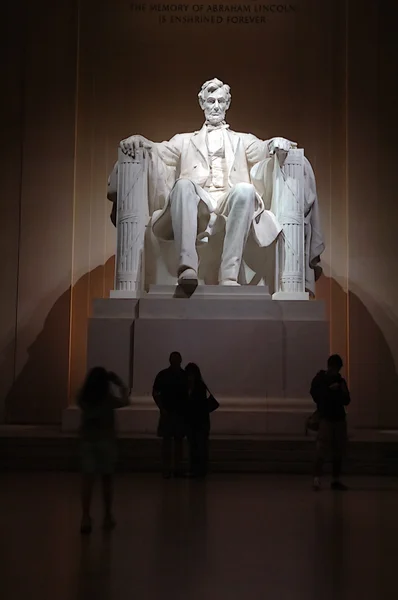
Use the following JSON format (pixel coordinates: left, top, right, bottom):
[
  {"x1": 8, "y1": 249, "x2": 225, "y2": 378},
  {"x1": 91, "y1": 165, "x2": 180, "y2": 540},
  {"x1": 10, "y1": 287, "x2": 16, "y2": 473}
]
[{"x1": 198, "y1": 78, "x2": 231, "y2": 109}]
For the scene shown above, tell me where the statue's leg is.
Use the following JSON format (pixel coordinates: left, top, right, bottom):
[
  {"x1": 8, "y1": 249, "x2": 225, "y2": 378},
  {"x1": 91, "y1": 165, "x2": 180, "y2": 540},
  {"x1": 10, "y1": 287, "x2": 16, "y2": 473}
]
[
  {"x1": 169, "y1": 179, "x2": 208, "y2": 280},
  {"x1": 219, "y1": 183, "x2": 256, "y2": 285}
]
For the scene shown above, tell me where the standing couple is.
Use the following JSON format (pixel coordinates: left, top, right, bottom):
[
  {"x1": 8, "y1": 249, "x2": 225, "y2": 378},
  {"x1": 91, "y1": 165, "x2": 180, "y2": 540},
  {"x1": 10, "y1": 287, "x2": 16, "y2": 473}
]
[{"x1": 152, "y1": 351, "x2": 219, "y2": 479}]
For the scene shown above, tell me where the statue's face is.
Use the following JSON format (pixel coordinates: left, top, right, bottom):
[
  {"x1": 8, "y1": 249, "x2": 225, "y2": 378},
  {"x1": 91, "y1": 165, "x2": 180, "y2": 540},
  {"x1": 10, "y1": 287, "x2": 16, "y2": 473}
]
[{"x1": 202, "y1": 88, "x2": 229, "y2": 125}]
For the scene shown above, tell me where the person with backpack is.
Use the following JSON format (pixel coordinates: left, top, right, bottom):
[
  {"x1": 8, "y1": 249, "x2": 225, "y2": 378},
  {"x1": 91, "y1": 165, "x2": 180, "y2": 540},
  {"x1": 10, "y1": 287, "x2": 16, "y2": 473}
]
[{"x1": 310, "y1": 354, "x2": 351, "y2": 491}]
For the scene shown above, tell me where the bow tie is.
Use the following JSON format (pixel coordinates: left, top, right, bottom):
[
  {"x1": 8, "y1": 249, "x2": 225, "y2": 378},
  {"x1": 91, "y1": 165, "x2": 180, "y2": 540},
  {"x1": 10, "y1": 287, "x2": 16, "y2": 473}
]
[{"x1": 205, "y1": 121, "x2": 230, "y2": 132}]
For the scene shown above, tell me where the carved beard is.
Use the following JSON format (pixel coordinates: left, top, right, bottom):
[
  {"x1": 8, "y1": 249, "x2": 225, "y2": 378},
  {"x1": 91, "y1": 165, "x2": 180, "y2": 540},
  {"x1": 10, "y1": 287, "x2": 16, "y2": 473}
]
[{"x1": 205, "y1": 112, "x2": 226, "y2": 124}]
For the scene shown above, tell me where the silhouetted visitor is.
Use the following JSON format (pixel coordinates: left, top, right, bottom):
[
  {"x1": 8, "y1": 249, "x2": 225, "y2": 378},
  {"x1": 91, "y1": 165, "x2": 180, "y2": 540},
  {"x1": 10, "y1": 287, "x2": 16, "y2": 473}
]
[
  {"x1": 310, "y1": 354, "x2": 351, "y2": 491},
  {"x1": 78, "y1": 367, "x2": 129, "y2": 533},
  {"x1": 153, "y1": 352, "x2": 188, "y2": 478},
  {"x1": 185, "y1": 362, "x2": 219, "y2": 479}
]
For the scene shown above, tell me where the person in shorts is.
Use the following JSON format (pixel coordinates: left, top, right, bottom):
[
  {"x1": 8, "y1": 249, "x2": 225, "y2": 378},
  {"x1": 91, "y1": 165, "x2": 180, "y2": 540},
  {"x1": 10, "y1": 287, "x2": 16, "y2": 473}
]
[
  {"x1": 78, "y1": 367, "x2": 129, "y2": 533},
  {"x1": 153, "y1": 352, "x2": 188, "y2": 478},
  {"x1": 311, "y1": 354, "x2": 351, "y2": 491}
]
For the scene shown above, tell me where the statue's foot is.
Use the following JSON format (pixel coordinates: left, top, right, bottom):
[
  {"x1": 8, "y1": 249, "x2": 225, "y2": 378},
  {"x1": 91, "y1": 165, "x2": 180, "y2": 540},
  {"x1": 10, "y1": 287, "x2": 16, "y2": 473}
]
[
  {"x1": 219, "y1": 279, "x2": 240, "y2": 286},
  {"x1": 178, "y1": 268, "x2": 198, "y2": 287}
]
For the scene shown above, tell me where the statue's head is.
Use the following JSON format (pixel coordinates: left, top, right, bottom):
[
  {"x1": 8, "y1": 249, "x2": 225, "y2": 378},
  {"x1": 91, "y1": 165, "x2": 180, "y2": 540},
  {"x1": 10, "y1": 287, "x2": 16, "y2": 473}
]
[{"x1": 198, "y1": 78, "x2": 231, "y2": 126}]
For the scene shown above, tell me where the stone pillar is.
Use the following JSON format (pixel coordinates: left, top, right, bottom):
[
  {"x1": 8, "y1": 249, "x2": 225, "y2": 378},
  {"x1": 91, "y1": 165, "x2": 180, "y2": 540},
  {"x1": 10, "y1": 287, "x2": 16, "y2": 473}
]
[
  {"x1": 272, "y1": 149, "x2": 309, "y2": 300},
  {"x1": 111, "y1": 149, "x2": 148, "y2": 298}
]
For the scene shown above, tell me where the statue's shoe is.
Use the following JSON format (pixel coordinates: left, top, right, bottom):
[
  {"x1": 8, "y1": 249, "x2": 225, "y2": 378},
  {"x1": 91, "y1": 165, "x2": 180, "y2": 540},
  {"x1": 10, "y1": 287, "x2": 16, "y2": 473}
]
[
  {"x1": 219, "y1": 280, "x2": 240, "y2": 286},
  {"x1": 178, "y1": 268, "x2": 198, "y2": 287}
]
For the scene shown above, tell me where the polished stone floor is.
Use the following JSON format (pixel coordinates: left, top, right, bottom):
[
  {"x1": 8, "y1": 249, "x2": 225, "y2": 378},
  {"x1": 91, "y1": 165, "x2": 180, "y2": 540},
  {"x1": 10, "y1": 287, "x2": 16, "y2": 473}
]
[{"x1": 1, "y1": 473, "x2": 398, "y2": 600}]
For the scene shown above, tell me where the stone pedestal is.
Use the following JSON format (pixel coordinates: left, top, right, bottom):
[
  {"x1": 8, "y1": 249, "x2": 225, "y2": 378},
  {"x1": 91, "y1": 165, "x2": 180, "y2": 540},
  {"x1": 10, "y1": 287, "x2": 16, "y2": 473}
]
[{"x1": 62, "y1": 286, "x2": 329, "y2": 435}]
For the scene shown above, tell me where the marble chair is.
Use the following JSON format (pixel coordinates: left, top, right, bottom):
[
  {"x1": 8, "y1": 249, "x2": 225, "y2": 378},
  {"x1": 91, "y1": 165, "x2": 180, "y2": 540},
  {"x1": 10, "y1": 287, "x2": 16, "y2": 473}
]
[{"x1": 108, "y1": 147, "x2": 308, "y2": 299}]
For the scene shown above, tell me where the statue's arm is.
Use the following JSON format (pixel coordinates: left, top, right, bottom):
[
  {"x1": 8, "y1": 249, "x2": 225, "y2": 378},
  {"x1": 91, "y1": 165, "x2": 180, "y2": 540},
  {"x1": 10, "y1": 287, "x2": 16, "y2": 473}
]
[
  {"x1": 154, "y1": 134, "x2": 183, "y2": 168},
  {"x1": 108, "y1": 133, "x2": 183, "y2": 223},
  {"x1": 244, "y1": 133, "x2": 297, "y2": 165},
  {"x1": 118, "y1": 131, "x2": 183, "y2": 171},
  {"x1": 243, "y1": 133, "x2": 272, "y2": 165}
]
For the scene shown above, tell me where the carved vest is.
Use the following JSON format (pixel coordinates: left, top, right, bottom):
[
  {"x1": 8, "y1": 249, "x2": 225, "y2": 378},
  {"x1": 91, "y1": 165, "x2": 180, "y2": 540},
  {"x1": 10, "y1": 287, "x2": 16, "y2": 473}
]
[{"x1": 205, "y1": 128, "x2": 228, "y2": 193}]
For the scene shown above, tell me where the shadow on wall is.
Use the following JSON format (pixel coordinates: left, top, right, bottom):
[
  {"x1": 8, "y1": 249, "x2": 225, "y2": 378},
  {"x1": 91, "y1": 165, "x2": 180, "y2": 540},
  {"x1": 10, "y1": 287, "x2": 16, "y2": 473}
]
[
  {"x1": 5, "y1": 257, "x2": 115, "y2": 425},
  {"x1": 317, "y1": 274, "x2": 398, "y2": 429},
  {"x1": 4, "y1": 260, "x2": 398, "y2": 428}
]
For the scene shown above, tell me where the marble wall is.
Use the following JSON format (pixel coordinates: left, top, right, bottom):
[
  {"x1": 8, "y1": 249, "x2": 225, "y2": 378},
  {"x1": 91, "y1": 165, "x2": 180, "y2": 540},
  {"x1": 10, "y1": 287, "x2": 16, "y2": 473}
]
[{"x1": 1, "y1": 0, "x2": 397, "y2": 427}]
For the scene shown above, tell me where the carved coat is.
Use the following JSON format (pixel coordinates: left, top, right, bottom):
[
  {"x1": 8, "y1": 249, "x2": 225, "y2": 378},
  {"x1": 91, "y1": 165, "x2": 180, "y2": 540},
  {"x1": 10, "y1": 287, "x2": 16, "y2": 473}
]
[
  {"x1": 150, "y1": 124, "x2": 282, "y2": 248},
  {"x1": 108, "y1": 124, "x2": 325, "y2": 294}
]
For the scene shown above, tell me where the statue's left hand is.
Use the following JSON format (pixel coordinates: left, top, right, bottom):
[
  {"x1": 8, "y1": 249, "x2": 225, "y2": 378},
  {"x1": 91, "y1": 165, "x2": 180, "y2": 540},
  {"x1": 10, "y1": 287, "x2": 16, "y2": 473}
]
[{"x1": 268, "y1": 137, "x2": 297, "y2": 155}]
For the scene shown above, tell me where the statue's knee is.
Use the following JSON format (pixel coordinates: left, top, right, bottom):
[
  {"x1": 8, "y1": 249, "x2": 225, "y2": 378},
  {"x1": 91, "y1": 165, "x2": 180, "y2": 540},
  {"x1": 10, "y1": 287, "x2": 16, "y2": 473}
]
[
  {"x1": 170, "y1": 179, "x2": 197, "y2": 207},
  {"x1": 231, "y1": 183, "x2": 256, "y2": 208},
  {"x1": 234, "y1": 182, "x2": 255, "y2": 195},
  {"x1": 174, "y1": 178, "x2": 195, "y2": 193}
]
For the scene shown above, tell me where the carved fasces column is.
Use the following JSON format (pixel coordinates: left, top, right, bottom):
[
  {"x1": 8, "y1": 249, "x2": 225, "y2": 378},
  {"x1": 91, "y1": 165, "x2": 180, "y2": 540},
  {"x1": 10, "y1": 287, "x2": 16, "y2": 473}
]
[
  {"x1": 272, "y1": 149, "x2": 309, "y2": 300},
  {"x1": 112, "y1": 148, "x2": 149, "y2": 297}
]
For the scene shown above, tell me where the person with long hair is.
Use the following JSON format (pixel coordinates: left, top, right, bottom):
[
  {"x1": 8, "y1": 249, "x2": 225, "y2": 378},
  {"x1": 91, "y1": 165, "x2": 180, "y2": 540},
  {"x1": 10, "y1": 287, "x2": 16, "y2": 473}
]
[
  {"x1": 185, "y1": 362, "x2": 219, "y2": 478},
  {"x1": 78, "y1": 367, "x2": 129, "y2": 533}
]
